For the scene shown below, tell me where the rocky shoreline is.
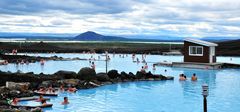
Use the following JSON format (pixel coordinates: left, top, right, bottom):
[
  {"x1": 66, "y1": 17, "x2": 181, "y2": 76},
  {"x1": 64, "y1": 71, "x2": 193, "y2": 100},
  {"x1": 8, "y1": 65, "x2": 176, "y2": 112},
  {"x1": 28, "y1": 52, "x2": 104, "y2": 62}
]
[
  {"x1": 0, "y1": 67, "x2": 174, "y2": 112},
  {"x1": 0, "y1": 54, "x2": 89, "y2": 64}
]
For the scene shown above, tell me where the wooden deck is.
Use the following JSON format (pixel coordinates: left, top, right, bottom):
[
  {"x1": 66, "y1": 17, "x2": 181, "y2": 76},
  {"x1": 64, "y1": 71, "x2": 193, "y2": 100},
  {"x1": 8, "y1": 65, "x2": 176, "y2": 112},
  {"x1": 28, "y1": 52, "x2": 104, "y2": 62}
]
[{"x1": 154, "y1": 62, "x2": 240, "y2": 69}]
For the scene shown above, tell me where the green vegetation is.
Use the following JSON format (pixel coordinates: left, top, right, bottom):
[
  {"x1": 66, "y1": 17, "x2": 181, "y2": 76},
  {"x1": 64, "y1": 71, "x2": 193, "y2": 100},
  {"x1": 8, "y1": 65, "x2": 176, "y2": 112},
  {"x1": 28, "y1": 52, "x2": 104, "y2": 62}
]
[{"x1": 0, "y1": 41, "x2": 183, "y2": 54}]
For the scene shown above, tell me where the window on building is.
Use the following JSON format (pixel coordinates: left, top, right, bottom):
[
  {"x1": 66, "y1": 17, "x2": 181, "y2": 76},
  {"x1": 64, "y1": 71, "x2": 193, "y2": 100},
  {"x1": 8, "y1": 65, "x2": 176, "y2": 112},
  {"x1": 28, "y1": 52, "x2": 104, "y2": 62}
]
[{"x1": 189, "y1": 46, "x2": 203, "y2": 56}]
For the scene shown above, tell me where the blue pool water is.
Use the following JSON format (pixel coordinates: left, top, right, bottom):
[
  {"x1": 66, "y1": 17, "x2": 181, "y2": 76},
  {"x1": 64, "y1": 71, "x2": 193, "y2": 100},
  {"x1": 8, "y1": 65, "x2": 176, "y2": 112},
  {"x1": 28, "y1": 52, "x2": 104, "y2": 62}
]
[
  {"x1": 2, "y1": 53, "x2": 240, "y2": 112},
  {"x1": 1, "y1": 53, "x2": 240, "y2": 74}
]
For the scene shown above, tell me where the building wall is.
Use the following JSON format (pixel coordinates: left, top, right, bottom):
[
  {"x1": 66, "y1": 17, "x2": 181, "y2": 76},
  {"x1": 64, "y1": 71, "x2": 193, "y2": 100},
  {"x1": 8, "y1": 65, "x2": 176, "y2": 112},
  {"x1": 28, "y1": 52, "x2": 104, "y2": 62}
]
[
  {"x1": 184, "y1": 41, "x2": 210, "y2": 63},
  {"x1": 213, "y1": 55, "x2": 216, "y2": 63}
]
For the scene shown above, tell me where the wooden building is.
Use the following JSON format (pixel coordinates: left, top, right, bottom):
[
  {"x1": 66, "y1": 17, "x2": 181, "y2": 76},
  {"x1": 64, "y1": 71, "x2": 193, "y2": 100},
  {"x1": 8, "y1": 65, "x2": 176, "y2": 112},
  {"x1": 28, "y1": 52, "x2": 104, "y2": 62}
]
[{"x1": 184, "y1": 38, "x2": 218, "y2": 63}]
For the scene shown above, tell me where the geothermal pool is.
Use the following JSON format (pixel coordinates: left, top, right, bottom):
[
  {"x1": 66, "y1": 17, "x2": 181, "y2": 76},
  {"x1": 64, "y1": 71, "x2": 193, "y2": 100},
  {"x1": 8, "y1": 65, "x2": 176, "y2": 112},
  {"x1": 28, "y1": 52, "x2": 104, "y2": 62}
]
[
  {"x1": 0, "y1": 53, "x2": 239, "y2": 74},
  {"x1": 2, "y1": 53, "x2": 240, "y2": 112}
]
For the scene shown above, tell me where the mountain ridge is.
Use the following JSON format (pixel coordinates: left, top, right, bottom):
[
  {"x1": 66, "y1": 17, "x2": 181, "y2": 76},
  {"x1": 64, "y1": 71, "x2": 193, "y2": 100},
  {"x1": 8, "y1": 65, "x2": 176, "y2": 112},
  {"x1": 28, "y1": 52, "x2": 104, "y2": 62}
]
[
  {"x1": 73, "y1": 31, "x2": 128, "y2": 41},
  {"x1": 0, "y1": 31, "x2": 239, "y2": 42}
]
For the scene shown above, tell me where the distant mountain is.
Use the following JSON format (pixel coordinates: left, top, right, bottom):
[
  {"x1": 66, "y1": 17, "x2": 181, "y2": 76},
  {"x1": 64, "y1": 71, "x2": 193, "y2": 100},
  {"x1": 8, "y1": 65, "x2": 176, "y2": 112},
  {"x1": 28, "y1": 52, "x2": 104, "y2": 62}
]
[
  {"x1": 201, "y1": 37, "x2": 240, "y2": 42},
  {"x1": 216, "y1": 39, "x2": 240, "y2": 56},
  {"x1": 73, "y1": 31, "x2": 128, "y2": 41},
  {"x1": 1, "y1": 31, "x2": 239, "y2": 42}
]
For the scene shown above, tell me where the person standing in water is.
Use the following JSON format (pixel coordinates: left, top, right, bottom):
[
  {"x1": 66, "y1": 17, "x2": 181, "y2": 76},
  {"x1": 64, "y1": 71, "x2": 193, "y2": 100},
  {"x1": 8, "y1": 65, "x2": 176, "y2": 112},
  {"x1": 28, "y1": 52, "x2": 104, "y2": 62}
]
[
  {"x1": 40, "y1": 59, "x2": 45, "y2": 65},
  {"x1": 36, "y1": 95, "x2": 44, "y2": 102},
  {"x1": 91, "y1": 62, "x2": 96, "y2": 70},
  {"x1": 179, "y1": 74, "x2": 186, "y2": 81},
  {"x1": 191, "y1": 73, "x2": 197, "y2": 81},
  {"x1": 152, "y1": 64, "x2": 156, "y2": 71},
  {"x1": 11, "y1": 97, "x2": 18, "y2": 105},
  {"x1": 62, "y1": 97, "x2": 69, "y2": 105},
  {"x1": 144, "y1": 63, "x2": 148, "y2": 69},
  {"x1": 136, "y1": 58, "x2": 140, "y2": 63},
  {"x1": 41, "y1": 99, "x2": 47, "y2": 106},
  {"x1": 140, "y1": 66, "x2": 146, "y2": 74}
]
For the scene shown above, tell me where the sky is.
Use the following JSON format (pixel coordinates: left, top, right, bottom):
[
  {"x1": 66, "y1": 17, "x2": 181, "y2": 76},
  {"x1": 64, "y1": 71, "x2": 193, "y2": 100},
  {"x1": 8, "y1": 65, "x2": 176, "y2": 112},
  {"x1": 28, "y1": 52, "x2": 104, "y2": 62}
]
[{"x1": 0, "y1": 0, "x2": 240, "y2": 38}]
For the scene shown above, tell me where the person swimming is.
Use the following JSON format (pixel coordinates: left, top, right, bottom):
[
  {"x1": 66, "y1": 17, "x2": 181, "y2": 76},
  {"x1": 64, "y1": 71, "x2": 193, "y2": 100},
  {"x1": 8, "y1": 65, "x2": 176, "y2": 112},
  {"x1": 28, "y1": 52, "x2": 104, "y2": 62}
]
[
  {"x1": 136, "y1": 58, "x2": 140, "y2": 63},
  {"x1": 41, "y1": 99, "x2": 47, "y2": 106},
  {"x1": 68, "y1": 86, "x2": 77, "y2": 92},
  {"x1": 20, "y1": 60, "x2": 24, "y2": 64},
  {"x1": 164, "y1": 69, "x2": 167, "y2": 72},
  {"x1": 91, "y1": 62, "x2": 96, "y2": 70},
  {"x1": 26, "y1": 60, "x2": 29, "y2": 65},
  {"x1": 4, "y1": 60, "x2": 8, "y2": 65},
  {"x1": 36, "y1": 95, "x2": 44, "y2": 102},
  {"x1": 60, "y1": 84, "x2": 65, "y2": 91},
  {"x1": 11, "y1": 97, "x2": 18, "y2": 105},
  {"x1": 191, "y1": 73, "x2": 197, "y2": 81},
  {"x1": 179, "y1": 74, "x2": 186, "y2": 81},
  {"x1": 152, "y1": 64, "x2": 156, "y2": 70},
  {"x1": 61, "y1": 97, "x2": 69, "y2": 105},
  {"x1": 48, "y1": 85, "x2": 54, "y2": 92},
  {"x1": 107, "y1": 56, "x2": 111, "y2": 60},
  {"x1": 132, "y1": 53, "x2": 136, "y2": 60},
  {"x1": 40, "y1": 59, "x2": 45, "y2": 65},
  {"x1": 140, "y1": 66, "x2": 146, "y2": 74},
  {"x1": 38, "y1": 87, "x2": 46, "y2": 93},
  {"x1": 144, "y1": 63, "x2": 148, "y2": 69},
  {"x1": 98, "y1": 56, "x2": 100, "y2": 60}
]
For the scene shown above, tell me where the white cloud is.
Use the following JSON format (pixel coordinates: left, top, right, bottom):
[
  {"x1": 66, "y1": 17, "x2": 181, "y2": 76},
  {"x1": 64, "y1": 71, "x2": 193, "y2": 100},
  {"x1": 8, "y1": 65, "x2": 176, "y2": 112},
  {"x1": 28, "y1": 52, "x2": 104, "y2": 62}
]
[{"x1": 0, "y1": 0, "x2": 239, "y2": 38}]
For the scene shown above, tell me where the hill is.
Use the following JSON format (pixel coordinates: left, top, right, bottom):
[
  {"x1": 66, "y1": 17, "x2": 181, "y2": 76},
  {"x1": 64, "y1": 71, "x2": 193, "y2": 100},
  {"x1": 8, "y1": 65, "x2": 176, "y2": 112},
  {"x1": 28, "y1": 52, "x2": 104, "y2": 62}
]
[
  {"x1": 73, "y1": 31, "x2": 128, "y2": 41},
  {"x1": 216, "y1": 39, "x2": 240, "y2": 56}
]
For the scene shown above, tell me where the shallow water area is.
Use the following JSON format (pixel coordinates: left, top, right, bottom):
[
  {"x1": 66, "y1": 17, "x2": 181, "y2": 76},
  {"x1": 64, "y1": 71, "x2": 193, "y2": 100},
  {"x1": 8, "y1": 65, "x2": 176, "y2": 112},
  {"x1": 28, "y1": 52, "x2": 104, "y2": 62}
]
[{"x1": 2, "y1": 53, "x2": 240, "y2": 112}]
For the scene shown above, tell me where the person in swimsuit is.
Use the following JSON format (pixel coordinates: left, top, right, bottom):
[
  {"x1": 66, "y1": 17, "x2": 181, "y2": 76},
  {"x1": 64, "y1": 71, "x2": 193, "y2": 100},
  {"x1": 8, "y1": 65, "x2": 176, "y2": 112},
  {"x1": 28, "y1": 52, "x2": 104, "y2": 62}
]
[{"x1": 61, "y1": 97, "x2": 69, "y2": 105}]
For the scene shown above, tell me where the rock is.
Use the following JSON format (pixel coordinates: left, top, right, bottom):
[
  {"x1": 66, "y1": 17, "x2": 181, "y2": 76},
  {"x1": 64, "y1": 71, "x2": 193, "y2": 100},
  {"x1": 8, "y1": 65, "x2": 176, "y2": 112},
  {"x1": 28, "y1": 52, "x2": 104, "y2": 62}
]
[
  {"x1": 28, "y1": 82, "x2": 40, "y2": 90},
  {"x1": 136, "y1": 71, "x2": 146, "y2": 79},
  {"x1": 120, "y1": 71, "x2": 127, "y2": 80},
  {"x1": 31, "y1": 107, "x2": 43, "y2": 112},
  {"x1": 128, "y1": 72, "x2": 136, "y2": 79},
  {"x1": 0, "y1": 100, "x2": 9, "y2": 106},
  {"x1": 8, "y1": 90, "x2": 20, "y2": 98},
  {"x1": 145, "y1": 72, "x2": 154, "y2": 78},
  {"x1": 89, "y1": 81, "x2": 101, "y2": 87},
  {"x1": 61, "y1": 79, "x2": 80, "y2": 86},
  {"x1": 107, "y1": 70, "x2": 119, "y2": 79},
  {"x1": 6, "y1": 82, "x2": 30, "y2": 92},
  {"x1": 159, "y1": 75, "x2": 167, "y2": 80},
  {"x1": 102, "y1": 81, "x2": 112, "y2": 85},
  {"x1": 96, "y1": 73, "x2": 110, "y2": 82},
  {"x1": 166, "y1": 76, "x2": 174, "y2": 80},
  {"x1": 54, "y1": 70, "x2": 77, "y2": 79},
  {"x1": 119, "y1": 71, "x2": 136, "y2": 81},
  {"x1": 0, "y1": 86, "x2": 33, "y2": 99},
  {"x1": 40, "y1": 81, "x2": 52, "y2": 87},
  {"x1": 25, "y1": 72, "x2": 34, "y2": 75},
  {"x1": 0, "y1": 108, "x2": 31, "y2": 112},
  {"x1": 77, "y1": 67, "x2": 96, "y2": 81},
  {"x1": 77, "y1": 81, "x2": 97, "y2": 89}
]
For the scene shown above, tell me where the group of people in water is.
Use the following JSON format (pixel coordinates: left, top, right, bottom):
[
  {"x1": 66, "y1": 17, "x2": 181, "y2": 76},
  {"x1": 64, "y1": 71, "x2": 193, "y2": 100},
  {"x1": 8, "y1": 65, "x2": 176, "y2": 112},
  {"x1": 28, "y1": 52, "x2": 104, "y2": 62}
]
[
  {"x1": 38, "y1": 84, "x2": 77, "y2": 93},
  {"x1": 140, "y1": 63, "x2": 149, "y2": 73},
  {"x1": 11, "y1": 95, "x2": 70, "y2": 106},
  {"x1": 12, "y1": 49, "x2": 18, "y2": 55},
  {"x1": 10, "y1": 84, "x2": 76, "y2": 108},
  {"x1": 179, "y1": 73, "x2": 198, "y2": 81},
  {"x1": 11, "y1": 59, "x2": 45, "y2": 65}
]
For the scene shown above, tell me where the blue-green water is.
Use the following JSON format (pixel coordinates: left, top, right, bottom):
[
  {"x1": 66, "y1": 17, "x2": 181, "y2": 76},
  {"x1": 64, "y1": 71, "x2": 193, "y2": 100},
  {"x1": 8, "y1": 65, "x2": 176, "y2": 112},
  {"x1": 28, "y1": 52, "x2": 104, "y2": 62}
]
[{"x1": 2, "y1": 53, "x2": 240, "y2": 112}]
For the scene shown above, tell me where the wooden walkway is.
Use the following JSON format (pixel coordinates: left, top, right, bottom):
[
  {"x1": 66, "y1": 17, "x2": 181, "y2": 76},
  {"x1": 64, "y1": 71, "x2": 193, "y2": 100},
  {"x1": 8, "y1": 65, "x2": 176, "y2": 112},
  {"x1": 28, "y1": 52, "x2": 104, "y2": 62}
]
[{"x1": 153, "y1": 62, "x2": 240, "y2": 69}]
